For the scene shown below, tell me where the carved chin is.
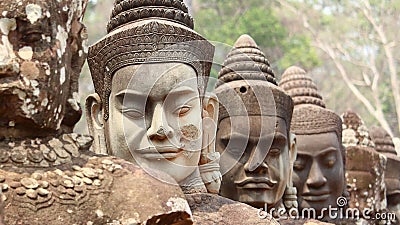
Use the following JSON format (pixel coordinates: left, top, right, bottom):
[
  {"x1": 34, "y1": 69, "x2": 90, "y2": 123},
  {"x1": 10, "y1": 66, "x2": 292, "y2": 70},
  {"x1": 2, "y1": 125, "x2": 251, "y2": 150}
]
[{"x1": 237, "y1": 188, "x2": 277, "y2": 208}]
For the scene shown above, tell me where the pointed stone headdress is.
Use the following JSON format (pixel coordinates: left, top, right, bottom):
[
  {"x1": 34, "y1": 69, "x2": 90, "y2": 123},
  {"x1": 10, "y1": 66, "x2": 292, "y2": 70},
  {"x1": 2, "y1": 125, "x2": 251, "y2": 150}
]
[
  {"x1": 341, "y1": 110, "x2": 375, "y2": 148},
  {"x1": 369, "y1": 126, "x2": 400, "y2": 195},
  {"x1": 341, "y1": 111, "x2": 387, "y2": 212},
  {"x1": 87, "y1": 0, "x2": 214, "y2": 119},
  {"x1": 215, "y1": 34, "x2": 293, "y2": 126},
  {"x1": 370, "y1": 126, "x2": 397, "y2": 155},
  {"x1": 279, "y1": 66, "x2": 342, "y2": 139}
]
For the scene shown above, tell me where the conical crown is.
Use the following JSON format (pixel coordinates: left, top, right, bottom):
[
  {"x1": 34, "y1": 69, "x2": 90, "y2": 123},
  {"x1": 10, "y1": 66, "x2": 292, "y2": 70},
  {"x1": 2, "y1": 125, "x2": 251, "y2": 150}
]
[
  {"x1": 341, "y1": 110, "x2": 375, "y2": 148},
  {"x1": 107, "y1": 0, "x2": 193, "y2": 33},
  {"x1": 217, "y1": 34, "x2": 276, "y2": 86},
  {"x1": 280, "y1": 66, "x2": 325, "y2": 108},
  {"x1": 279, "y1": 66, "x2": 341, "y2": 139},
  {"x1": 369, "y1": 126, "x2": 397, "y2": 155}
]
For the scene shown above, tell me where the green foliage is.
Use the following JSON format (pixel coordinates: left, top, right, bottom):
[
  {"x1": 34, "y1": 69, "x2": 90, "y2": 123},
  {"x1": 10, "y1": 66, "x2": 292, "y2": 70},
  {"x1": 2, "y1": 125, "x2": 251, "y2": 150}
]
[{"x1": 193, "y1": 0, "x2": 320, "y2": 72}]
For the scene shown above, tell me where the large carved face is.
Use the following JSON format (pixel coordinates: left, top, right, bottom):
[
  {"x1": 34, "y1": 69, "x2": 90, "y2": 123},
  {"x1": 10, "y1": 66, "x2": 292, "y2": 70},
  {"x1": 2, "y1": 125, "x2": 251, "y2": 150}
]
[
  {"x1": 89, "y1": 63, "x2": 210, "y2": 184},
  {"x1": 346, "y1": 171, "x2": 377, "y2": 212},
  {"x1": 0, "y1": 0, "x2": 86, "y2": 136},
  {"x1": 217, "y1": 116, "x2": 295, "y2": 208},
  {"x1": 293, "y1": 132, "x2": 344, "y2": 213}
]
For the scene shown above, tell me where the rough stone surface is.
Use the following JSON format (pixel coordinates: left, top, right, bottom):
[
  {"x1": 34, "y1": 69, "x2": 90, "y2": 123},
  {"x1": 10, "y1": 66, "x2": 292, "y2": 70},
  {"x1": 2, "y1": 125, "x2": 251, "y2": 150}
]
[
  {"x1": 186, "y1": 193, "x2": 279, "y2": 225},
  {"x1": 0, "y1": 0, "x2": 194, "y2": 223},
  {"x1": 0, "y1": 135, "x2": 193, "y2": 225},
  {"x1": 342, "y1": 111, "x2": 388, "y2": 224}
]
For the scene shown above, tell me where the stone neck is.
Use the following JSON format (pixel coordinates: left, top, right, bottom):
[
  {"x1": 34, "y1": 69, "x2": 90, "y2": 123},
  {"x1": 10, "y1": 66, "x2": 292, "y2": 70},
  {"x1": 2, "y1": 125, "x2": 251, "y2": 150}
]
[{"x1": 179, "y1": 167, "x2": 207, "y2": 194}]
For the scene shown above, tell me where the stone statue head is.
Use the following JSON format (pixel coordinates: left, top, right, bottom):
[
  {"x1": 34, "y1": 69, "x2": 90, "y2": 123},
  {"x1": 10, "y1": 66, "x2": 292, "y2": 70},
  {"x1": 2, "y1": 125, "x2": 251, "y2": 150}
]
[
  {"x1": 341, "y1": 111, "x2": 387, "y2": 213},
  {"x1": 0, "y1": 0, "x2": 88, "y2": 137},
  {"x1": 215, "y1": 34, "x2": 297, "y2": 212},
  {"x1": 279, "y1": 66, "x2": 346, "y2": 216},
  {"x1": 369, "y1": 126, "x2": 400, "y2": 218},
  {"x1": 86, "y1": 0, "x2": 221, "y2": 194}
]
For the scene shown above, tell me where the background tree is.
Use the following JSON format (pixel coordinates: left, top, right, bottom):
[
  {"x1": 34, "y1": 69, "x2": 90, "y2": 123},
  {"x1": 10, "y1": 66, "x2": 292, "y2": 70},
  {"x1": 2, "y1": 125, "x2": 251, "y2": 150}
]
[
  {"x1": 276, "y1": 0, "x2": 400, "y2": 137},
  {"x1": 192, "y1": 0, "x2": 320, "y2": 76},
  {"x1": 75, "y1": 0, "x2": 399, "y2": 140}
]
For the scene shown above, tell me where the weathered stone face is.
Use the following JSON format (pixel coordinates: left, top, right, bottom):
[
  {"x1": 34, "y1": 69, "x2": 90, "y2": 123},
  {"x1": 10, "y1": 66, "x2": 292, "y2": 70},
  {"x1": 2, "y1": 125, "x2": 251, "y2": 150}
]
[
  {"x1": 0, "y1": 0, "x2": 86, "y2": 137},
  {"x1": 369, "y1": 126, "x2": 400, "y2": 220},
  {"x1": 279, "y1": 66, "x2": 346, "y2": 219},
  {"x1": 105, "y1": 63, "x2": 203, "y2": 186},
  {"x1": 215, "y1": 34, "x2": 296, "y2": 211},
  {"x1": 342, "y1": 111, "x2": 387, "y2": 216},
  {"x1": 86, "y1": 0, "x2": 221, "y2": 194},
  {"x1": 217, "y1": 115, "x2": 293, "y2": 209},
  {"x1": 293, "y1": 132, "x2": 345, "y2": 213},
  {"x1": 346, "y1": 146, "x2": 386, "y2": 213}
]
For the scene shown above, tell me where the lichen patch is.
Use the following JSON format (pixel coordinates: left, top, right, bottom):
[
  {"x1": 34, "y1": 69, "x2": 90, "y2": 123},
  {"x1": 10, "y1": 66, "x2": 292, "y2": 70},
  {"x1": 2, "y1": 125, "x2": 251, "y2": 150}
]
[
  {"x1": 20, "y1": 61, "x2": 39, "y2": 79},
  {"x1": 166, "y1": 197, "x2": 192, "y2": 215},
  {"x1": 25, "y1": 4, "x2": 42, "y2": 24},
  {"x1": 60, "y1": 67, "x2": 66, "y2": 84},
  {"x1": 56, "y1": 25, "x2": 68, "y2": 57},
  {"x1": 0, "y1": 18, "x2": 16, "y2": 35},
  {"x1": 18, "y1": 46, "x2": 33, "y2": 60},
  {"x1": 181, "y1": 124, "x2": 200, "y2": 141}
]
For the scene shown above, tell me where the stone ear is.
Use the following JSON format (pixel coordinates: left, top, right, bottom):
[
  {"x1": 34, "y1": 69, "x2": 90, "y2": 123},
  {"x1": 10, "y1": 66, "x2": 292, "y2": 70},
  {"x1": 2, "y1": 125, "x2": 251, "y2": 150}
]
[
  {"x1": 288, "y1": 132, "x2": 297, "y2": 186},
  {"x1": 201, "y1": 92, "x2": 219, "y2": 161},
  {"x1": 85, "y1": 93, "x2": 107, "y2": 155},
  {"x1": 202, "y1": 92, "x2": 218, "y2": 122},
  {"x1": 199, "y1": 92, "x2": 222, "y2": 193}
]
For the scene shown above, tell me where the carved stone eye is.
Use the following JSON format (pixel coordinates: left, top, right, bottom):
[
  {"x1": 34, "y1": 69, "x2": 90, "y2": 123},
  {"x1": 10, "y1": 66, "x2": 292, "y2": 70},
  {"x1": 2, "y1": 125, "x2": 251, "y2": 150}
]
[
  {"x1": 268, "y1": 148, "x2": 281, "y2": 157},
  {"x1": 177, "y1": 106, "x2": 191, "y2": 117}
]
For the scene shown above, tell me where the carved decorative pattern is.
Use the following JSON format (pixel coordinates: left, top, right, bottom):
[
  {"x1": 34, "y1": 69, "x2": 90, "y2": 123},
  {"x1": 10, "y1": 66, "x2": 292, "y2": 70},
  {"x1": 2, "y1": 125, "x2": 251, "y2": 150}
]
[
  {"x1": 216, "y1": 34, "x2": 276, "y2": 87},
  {"x1": 279, "y1": 66, "x2": 342, "y2": 138},
  {"x1": 88, "y1": 0, "x2": 214, "y2": 121},
  {"x1": 109, "y1": 0, "x2": 193, "y2": 32},
  {"x1": 370, "y1": 126, "x2": 397, "y2": 155},
  {"x1": 290, "y1": 105, "x2": 342, "y2": 139},
  {"x1": 0, "y1": 156, "x2": 125, "y2": 211},
  {"x1": 280, "y1": 66, "x2": 326, "y2": 108},
  {"x1": 215, "y1": 35, "x2": 293, "y2": 126},
  {"x1": 0, "y1": 134, "x2": 93, "y2": 168},
  {"x1": 341, "y1": 110, "x2": 375, "y2": 148}
]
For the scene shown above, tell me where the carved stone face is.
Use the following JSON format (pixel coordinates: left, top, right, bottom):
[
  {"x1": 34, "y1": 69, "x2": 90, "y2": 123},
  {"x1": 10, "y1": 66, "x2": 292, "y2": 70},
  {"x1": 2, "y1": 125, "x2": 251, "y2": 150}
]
[
  {"x1": 0, "y1": 0, "x2": 86, "y2": 136},
  {"x1": 293, "y1": 132, "x2": 344, "y2": 213},
  {"x1": 217, "y1": 116, "x2": 294, "y2": 208},
  {"x1": 103, "y1": 63, "x2": 203, "y2": 184},
  {"x1": 346, "y1": 171, "x2": 376, "y2": 211}
]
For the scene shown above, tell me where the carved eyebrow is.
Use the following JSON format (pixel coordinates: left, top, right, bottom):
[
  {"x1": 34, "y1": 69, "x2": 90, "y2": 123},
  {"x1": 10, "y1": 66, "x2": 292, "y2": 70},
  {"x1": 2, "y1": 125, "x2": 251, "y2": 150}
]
[
  {"x1": 220, "y1": 133, "x2": 249, "y2": 142},
  {"x1": 316, "y1": 147, "x2": 339, "y2": 157},
  {"x1": 167, "y1": 86, "x2": 197, "y2": 96},
  {"x1": 115, "y1": 90, "x2": 147, "y2": 99}
]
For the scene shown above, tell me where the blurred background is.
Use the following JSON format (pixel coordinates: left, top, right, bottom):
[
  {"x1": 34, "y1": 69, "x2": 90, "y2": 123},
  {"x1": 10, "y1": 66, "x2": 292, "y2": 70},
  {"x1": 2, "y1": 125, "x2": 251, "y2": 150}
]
[{"x1": 75, "y1": 0, "x2": 400, "y2": 145}]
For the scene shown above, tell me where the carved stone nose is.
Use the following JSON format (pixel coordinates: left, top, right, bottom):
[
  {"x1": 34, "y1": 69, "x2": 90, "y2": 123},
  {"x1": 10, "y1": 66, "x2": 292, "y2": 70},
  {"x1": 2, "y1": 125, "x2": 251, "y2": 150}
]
[{"x1": 156, "y1": 127, "x2": 166, "y2": 136}]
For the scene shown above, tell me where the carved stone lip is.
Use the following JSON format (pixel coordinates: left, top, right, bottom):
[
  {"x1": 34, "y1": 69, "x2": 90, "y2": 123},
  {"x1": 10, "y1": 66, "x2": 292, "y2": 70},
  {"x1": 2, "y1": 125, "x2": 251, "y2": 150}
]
[
  {"x1": 134, "y1": 146, "x2": 183, "y2": 160},
  {"x1": 302, "y1": 192, "x2": 330, "y2": 202},
  {"x1": 234, "y1": 177, "x2": 277, "y2": 189}
]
